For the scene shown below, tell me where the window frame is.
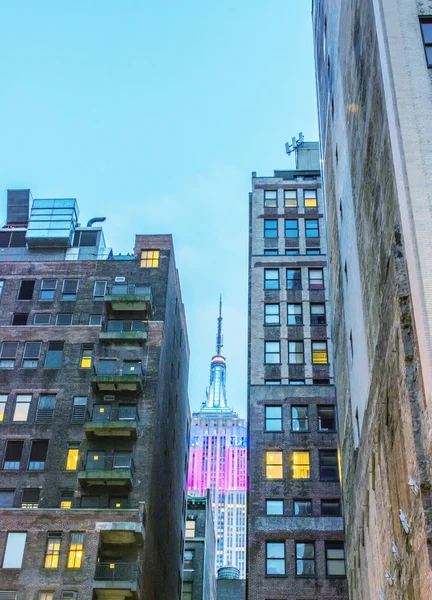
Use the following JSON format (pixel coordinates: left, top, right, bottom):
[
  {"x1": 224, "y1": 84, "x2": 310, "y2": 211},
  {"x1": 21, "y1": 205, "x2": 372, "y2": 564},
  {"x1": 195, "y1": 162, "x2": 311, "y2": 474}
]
[
  {"x1": 266, "y1": 541, "x2": 286, "y2": 576},
  {"x1": 318, "y1": 405, "x2": 337, "y2": 432},
  {"x1": 264, "y1": 303, "x2": 280, "y2": 326},
  {"x1": 39, "y1": 279, "x2": 58, "y2": 301},
  {"x1": 304, "y1": 189, "x2": 318, "y2": 208},
  {"x1": 292, "y1": 451, "x2": 311, "y2": 480},
  {"x1": 12, "y1": 394, "x2": 32, "y2": 422},
  {"x1": 93, "y1": 281, "x2": 107, "y2": 300},
  {"x1": 284, "y1": 189, "x2": 297, "y2": 208},
  {"x1": 28, "y1": 440, "x2": 49, "y2": 471},
  {"x1": 44, "y1": 342, "x2": 64, "y2": 369},
  {"x1": 33, "y1": 313, "x2": 51, "y2": 325},
  {"x1": 67, "y1": 533, "x2": 84, "y2": 569},
  {"x1": 265, "y1": 451, "x2": 283, "y2": 480},
  {"x1": 2, "y1": 532, "x2": 27, "y2": 568},
  {"x1": 319, "y1": 450, "x2": 339, "y2": 481},
  {"x1": 265, "y1": 405, "x2": 283, "y2": 432},
  {"x1": 295, "y1": 541, "x2": 315, "y2": 577},
  {"x1": 140, "y1": 249, "x2": 160, "y2": 268},
  {"x1": 56, "y1": 314, "x2": 73, "y2": 326},
  {"x1": 80, "y1": 344, "x2": 94, "y2": 369},
  {"x1": 44, "y1": 533, "x2": 62, "y2": 569},
  {"x1": 294, "y1": 499, "x2": 312, "y2": 517},
  {"x1": 0, "y1": 394, "x2": 6, "y2": 423},
  {"x1": 305, "y1": 219, "x2": 319, "y2": 238},
  {"x1": 310, "y1": 303, "x2": 326, "y2": 325},
  {"x1": 265, "y1": 341, "x2": 281, "y2": 365},
  {"x1": 264, "y1": 219, "x2": 278, "y2": 238},
  {"x1": 325, "y1": 542, "x2": 346, "y2": 577},
  {"x1": 185, "y1": 519, "x2": 196, "y2": 538},
  {"x1": 65, "y1": 445, "x2": 80, "y2": 471},
  {"x1": 308, "y1": 268, "x2": 324, "y2": 290},
  {"x1": 17, "y1": 280, "x2": 35, "y2": 300},
  {"x1": 321, "y1": 499, "x2": 341, "y2": 517},
  {"x1": 286, "y1": 268, "x2": 302, "y2": 290},
  {"x1": 264, "y1": 269, "x2": 280, "y2": 290},
  {"x1": 22, "y1": 342, "x2": 42, "y2": 368},
  {"x1": 291, "y1": 405, "x2": 309, "y2": 432},
  {"x1": 288, "y1": 341, "x2": 304, "y2": 365},
  {"x1": 420, "y1": 19, "x2": 432, "y2": 68},
  {"x1": 0, "y1": 341, "x2": 19, "y2": 369},
  {"x1": 264, "y1": 190, "x2": 278, "y2": 208},
  {"x1": 312, "y1": 341, "x2": 328, "y2": 364},
  {"x1": 287, "y1": 303, "x2": 303, "y2": 325},
  {"x1": 266, "y1": 499, "x2": 284, "y2": 515},
  {"x1": 3, "y1": 440, "x2": 24, "y2": 470},
  {"x1": 284, "y1": 219, "x2": 299, "y2": 238},
  {"x1": 61, "y1": 279, "x2": 79, "y2": 301}
]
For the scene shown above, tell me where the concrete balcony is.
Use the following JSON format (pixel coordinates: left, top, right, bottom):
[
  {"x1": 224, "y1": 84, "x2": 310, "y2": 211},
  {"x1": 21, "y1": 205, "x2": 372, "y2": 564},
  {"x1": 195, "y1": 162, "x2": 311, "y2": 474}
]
[
  {"x1": 99, "y1": 320, "x2": 148, "y2": 344},
  {"x1": 84, "y1": 407, "x2": 138, "y2": 439},
  {"x1": 105, "y1": 284, "x2": 152, "y2": 314},
  {"x1": 78, "y1": 454, "x2": 135, "y2": 487},
  {"x1": 92, "y1": 361, "x2": 144, "y2": 393},
  {"x1": 93, "y1": 561, "x2": 141, "y2": 600}
]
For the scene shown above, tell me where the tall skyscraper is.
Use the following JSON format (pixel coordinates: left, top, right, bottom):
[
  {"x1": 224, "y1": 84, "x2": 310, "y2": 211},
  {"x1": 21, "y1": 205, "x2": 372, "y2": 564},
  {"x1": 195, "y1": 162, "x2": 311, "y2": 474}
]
[
  {"x1": 187, "y1": 300, "x2": 247, "y2": 578},
  {"x1": 247, "y1": 142, "x2": 348, "y2": 600},
  {"x1": 0, "y1": 190, "x2": 190, "y2": 600},
  {"x1": 312, "y1": 1, "x2": 432, "y2": 597}
]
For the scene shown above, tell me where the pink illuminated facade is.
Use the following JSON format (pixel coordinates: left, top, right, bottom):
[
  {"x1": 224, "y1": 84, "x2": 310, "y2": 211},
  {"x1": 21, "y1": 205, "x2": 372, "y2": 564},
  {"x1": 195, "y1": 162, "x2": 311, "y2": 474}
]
[{"x1": 187, "y1": 300, "x2": 247, "y2": 577}]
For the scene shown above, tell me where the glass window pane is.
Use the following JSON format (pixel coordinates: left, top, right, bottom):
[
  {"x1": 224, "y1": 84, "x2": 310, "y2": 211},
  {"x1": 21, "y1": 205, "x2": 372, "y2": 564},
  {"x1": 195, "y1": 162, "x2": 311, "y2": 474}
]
[
  {"x1": 264, "y1": 220, "x2": 278, "y2": 238},
  {"x1": 3, "y1": 532, "x2": 27, "y2": 568},
  {"x1": 284, "y1": 189, "x2": 297, "y2": 207},
  {"x1": 264, "y1": 190, "x2": 278, "y2": 207},
  {"x1": 13, "y1": 395, "x2": 32, "y2": 421},
  {"x1": 266, "y1": 500, "x2": 283, "y2": 515},
  {"x1": 285, "y1": 219, "x2": 298, "y2": 238},
  {"x1": 266, "y1": 451, "x2": 283, "y2": 479},
  {"x1": 292, "y1": 451, "x2": 310, "y2": 479},
  {"x1": 421, "y1": 22, "x2": 432, "y2": 44},
  {"x1": 265, "y1": 269, "x2": 279, "y2": 290}
]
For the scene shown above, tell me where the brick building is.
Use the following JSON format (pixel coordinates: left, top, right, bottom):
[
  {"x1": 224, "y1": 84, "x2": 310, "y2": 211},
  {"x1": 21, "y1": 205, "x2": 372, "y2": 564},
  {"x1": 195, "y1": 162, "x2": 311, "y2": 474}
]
[
  {"x1": 247, "y1": 143, "x2": 348, "y2": 600},
  {"x1": 0, "y1": 190, "x2": 190, "y2": 600},
  {"x1": 183, "y1": 493, "x2": 216, "y2": 600},
  {"x1": 312, "y1": 0, "x2": 432, "y2": 597}
]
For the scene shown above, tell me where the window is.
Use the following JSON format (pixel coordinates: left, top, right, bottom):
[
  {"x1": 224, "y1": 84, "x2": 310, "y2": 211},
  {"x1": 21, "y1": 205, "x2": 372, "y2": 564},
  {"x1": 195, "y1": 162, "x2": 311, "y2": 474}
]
[
  {"x1": 264, "y1": 269, "x2": 279, "y2": 290},
  {"x1": 44, "y1": 342, "x2": 64, "y2": 368},
  {"x1": 18, "y1": 280, "x2": 35, "y2": 300},
  {"x1": 0, "y1": 342, "x2": 18, "y2": 368},
  {"x1": 312, "y1": 341, "x2": 328, "y2": 364},
  {"x1": 306, "y1": 249, "x2": 320, "y2": 255},
  {"x1": 33, "y1": 313, "x2": 51, "y2": 325},
  {"x1": 0, "y1": 280, "x2": 4, "y2": 295},
  {"x1": 310, "y1": 304, "x2": 326, "y2": 325},
  {"x1": 38, "y1": 595, "x2": 54, "y2": 600},
  {"x1": 287, "y1": 269, "x2": 302, "y2": 290},
  {"x1": 319, "y1": 450, "x2": 339, "y2": 481},
  {"x1": 287, "y1": 304, "x2": 303, "y2": 325},
  {"x1": 62, "y1": 593, "x2": 77, "y2": 600},
  {"x1": 183, "y1": 582, "x2": 193, "y2": 600},
  {"x1": 185, "y1": 520, "x2": 195, "y2": 538},
  {"x1": 266, "y1": 499, "x2": 283, "y2": 515},
  {"x1": 28, "y1": 440, "x2": 48, "y2": 471},
  {"x1": 288, "y1": 341, "x2": 304, "y2": 364},
  {"x1": 12, "y1": 313, "x2": 28, "y2": 326},
  {"x1": 291, "y1": 406, "x2": 309, "y2": 431},
  {"x1": 66, "y1": 445, "x2": 80, "y2": 471},
  {"x1": 109, "y1": 496, "x2": 128, "y2": 509},
  {"x1": 264, "y1": 190, "x2": 277, "y2": 207},
  {"x1": 265, "y1": 341, "x2": 281, "y2": 364},
  {"x1": 266, "y1": 542, "x2": 285, "y2": 575},
  {"x1": 2, "y1": 532, "x2": 27, "y2": 568},
  {"x1": 294, "y1": 499, "x2": 312, "y2": 516},
  {"x1": 285, "y1": 248, "x2": 299, "y2": 255},
  {"x1": 56, "y1": 314, "x2": 73, "y2": 326},
  {"x1": 304, "y1": 189, "x2": 318, "y2": 207},
  {"x1": 266, "y1": 451, "x2": 283, "y2": 479},
  {"x1": 60, "y1": 490, "x2": 74, "y2": 509},
  {"x1": 93, "y1": 281, "x2": 107, "y2": 300},
  {"x1": 71, "y1": 397, "x2": 88, "y2": 423},
  {"x1": 184, "y1": 549, "x2": 194, "y2": 566},
  {"x1": 0, "y1": 490, "x2": 14, "y2": 507},
  {"x1": 296, "y1": 542, "x2": 315, "y2": 576},
  {"x1": 61, "y1": 280, "x2": 79, "y2": 301},
  {"x1": 265, "y1": 406, "x2": 282, "y2": 431},
  {"x1": 80, "y1": 344, "x2": 94, "y2": 369},
  {"x1": 289, "y1": 379, "x2": 305, "y2": 385},
  {"x1": 89, "y1": 314, "x2": 102, "y2": 326},
  {"x1": 264, "y1": 249, "x2": 278, "y2": 256},
  {"x1": 36, "y1": 396, "x2": 56, "y2": 424},
  {"x1": 326, "y1": 543, "x2": 346, "y2": 576},
  {"x1": 40, "y1": 279, "x2": 57, "y2": 300},
  {"x1": 318, "y1": 406, "x2": 336, "y2": 431},
  {"x1": 285, "y1": 219, "x2": 298, "y2": 238},
  {"x1": 292, "y1": 451, "x2": 310, "y2": 479},
  {"x1": 140, "y1": 250, "x2": 160, "y2": 268},
  {"x1": 22, "y1": 342, "x2": 42, "y2": 368},
  {"x1": 67, "y1": 533, "x2": 84, "y2": 568},
  {"x1": 13, "y1": 395, "x2": 32, "y2": 422},
  {"x1": 284, "y1": 189, "x2": 297, "y2": 208},
  {"x1": 321, "y1": 499, "x2": 341, "y2": 517},
  {"x1": 264, "y1": 304, "x2": 280, "y2": 325},
  {"x1": 21, "y1": 488, "x2": 41, "y2": 508},
  {"x1": 265, "y1": 379, "x2": 281, "y2": 385},
  {"x1": 309, "y1": 268, "x2": 324, "y2": 289},
  {"x1": 74, "y1": 230, "x2": 98, "y2": 247},
  {"x1": 314, "y1": 378, "x2": 330, "y2": 385},
  {"x1": 123, "y1": 360, "x2": 141, "y2": 375},
  {"x1": 0, "y1": 395, "x2": 7, "y2": 422},
  {"x1": 264, "y1": 219, "x2": 278, "y2": 238},
  {"x1": 420, "y1": 20, "x2": 432, "y2": 67},
  {"x1": 305, "y1": 219, "x2": 319, "y2": 238},
  {"x1": 44, "y1": 533, "x2": 61, "y2": 568},
  {"x1": 3, "y1": 441, "x2": 24, "y2": 470}
]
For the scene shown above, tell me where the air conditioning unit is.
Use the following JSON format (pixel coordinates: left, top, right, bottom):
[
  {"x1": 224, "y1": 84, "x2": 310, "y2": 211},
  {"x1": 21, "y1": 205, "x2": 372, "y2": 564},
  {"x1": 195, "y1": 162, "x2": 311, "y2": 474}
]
[
  {"x1": 103, "y1": 394, "x2": 115, "y2": 402},
  {"x1": 115, "y1": 276, "x2": 126, "y2": 283}
]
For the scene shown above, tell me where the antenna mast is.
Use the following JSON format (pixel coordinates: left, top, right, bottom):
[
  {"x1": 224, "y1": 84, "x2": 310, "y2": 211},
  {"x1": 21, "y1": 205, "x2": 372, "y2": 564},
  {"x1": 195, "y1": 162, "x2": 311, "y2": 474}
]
[{"x1": 216, "y1": 295, "x2": 223, "y2": 355}]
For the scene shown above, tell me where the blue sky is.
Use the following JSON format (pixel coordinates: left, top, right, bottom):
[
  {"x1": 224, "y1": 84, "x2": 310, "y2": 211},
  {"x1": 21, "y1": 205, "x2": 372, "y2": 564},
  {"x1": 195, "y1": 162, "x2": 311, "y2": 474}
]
[{"x1": 0, "y1": 1, "x2": 318, "y2": 415}]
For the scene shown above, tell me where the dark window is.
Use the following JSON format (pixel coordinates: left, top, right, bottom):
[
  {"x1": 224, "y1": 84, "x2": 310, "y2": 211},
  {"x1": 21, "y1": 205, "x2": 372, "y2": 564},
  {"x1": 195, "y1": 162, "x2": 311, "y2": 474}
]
[
  {"x1": 305, "y1": 219, "x2": 319, "y2": 238},
  {"x1": 33, "y1": 313, "x2": 51, "y2": 325},
  {"x1": 0, "y1": 342, "x2": 18, "y2": 368},
  {"x1": 321, "y1": 499, "x2": 341, "y2": 517},
  {"x1": 287, "y1": 269, "x2": 302, "y2": 290},
  {"x1": 266, "y1": 499, "x2": 283, "y2": 515},
  {"x1": 264, "y1": 190, "x2": 278, "y2": 207},
  {"x1": 287, "y1": 303, "x2": 302, "y2": 325},
  {"x1": 44, "y1": 342, "x2": 64, "y2": 368},
  {"x1": 12, "y1": 313, "x2": 28, "y2": 326},
  {"x1": 309, "y1": 268, "x2": 324, "y2": 289},
  {"x1": 285, "y1": 249, "x2": 299, "y2": 255},
  {"x1": 80, "y1": 496, "x2": 100, "y2": 508},
  {"x1": 0, "y1": 489, "x2": 15, "y2": 507},
  {"x1": 264, "y1": 304, "x2": 280, "y2": 325},
  {"x1": 76, "y1": 230, "x2": 98, "y2": 247},
  {"x1": 61, "y1": 280, "x2": 79, "y2": 301},
  {"x1": 21, "y1": 488, "x2": 41, "y2": 508},
  {"x1": 318, "y1": 406, "x2": 336, "y2": 431},
  {"x1": 264, "y1": 249, "x2": 278, "y2": 256},
  {"x1": 56, "y1": 314, "x2": 73, "y2": 326},
  {"x1": 93, "y1": 281, "x2": 107, "y2": 300},
  {"x1": 296, "y1": 542, "x2": 315, "y2": 576},
  {"x1": 314, "y1": 378, "x2": 330, "y2": 385},
  {"x1": 62, "y1": 592, "x2": 78, "y2": 600},
  {"x1": 109, "y1": 496, "x2": 128, "y2": 509},
  {"x1": 40, "y1": 279, "x2": 57, "y2": 300},
  {"x1": 319, "y1": 450, "x2": 339, "y2": 481},
  {"x1": 265, "y1": 341, "x2": 281, "y2": 364},
  {"x1": 96, "y1": 359, "x2": 117, "y2": 376},
  {"x1": 28, "y1": 440, "x2": 48, "y2": 470},
  {"x1": 89, "y1": 314, "x2": 102, "y2": 326},
  {"x1": 265, "y1": 406, "x2": 282, "y2": 431},
  {"x1": 266, "y1": 542, "x2": 285, "y2": 575},
  {"x1": 3, "y1": 440, "x2": 24, "y2": 470},
  {"x1": 18, "y1": 280, "x2": 35, "y2": 300},
  {"x1": 310, "y1": 304, "x2": 326, "y2": 325},
  {"x1": 285, "y1": 219, "x2": 298, "y2": 238},
  {"x1": 71, "y1": 397, "x2": 88, "y2": 424},
  {"x1": 35, "y1": 396, "x2": 56, "y2": 424},
  {"x1": 294, "y1": 499, "x2": 312, "y2": 516},
  {"x1": 264, "y1": 219, "x2": 278, "y2": 238},
  {"x1": 9, "y1": 231, "x2": 27, "y2": 247},
  {"x1": 123, "y1": 360, "x2": 141, "y2": 375},
  {"x1": 288, "y1": 341, "x2": 304, "y2": 364},
  {"x1": 326, "y1": 542, "x2": 346, "y2": 576},
  {"x1": 420, "y1": 20, "x2": 432, "y2": 67},
  {"x1": 264, "y1": 269, "x2": 279, "y2": 290},
  {"x1": 291, "y1": 406, "x2": 308, "y2": 431},
  {"x1": 183, "y1": 582, "x2": 193, "y2": 600},
  {"x1": 23, "y1": 342, "x2": 42, "y2": 368}
]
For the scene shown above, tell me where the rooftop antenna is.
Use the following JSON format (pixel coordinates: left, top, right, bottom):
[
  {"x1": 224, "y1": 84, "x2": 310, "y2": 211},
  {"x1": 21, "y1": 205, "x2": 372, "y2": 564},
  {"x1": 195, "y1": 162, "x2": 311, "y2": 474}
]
[
  {"x1": 285, "y1": 132, "x2": 304, "y2": 155},
  {"x1": 216, "y1": 295, "x2": 224, "y2": 355}
]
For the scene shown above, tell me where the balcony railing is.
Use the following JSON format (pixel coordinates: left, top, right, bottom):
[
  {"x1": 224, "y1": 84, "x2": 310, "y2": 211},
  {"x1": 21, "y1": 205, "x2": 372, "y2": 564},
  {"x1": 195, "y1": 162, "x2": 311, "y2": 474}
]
[
  {"x1": 102, "y1": 320, "x2": 147, "y2": 333},
  {"x1": 90, "y1": 406, "x2": 138, "y2": 422},
  {"x1": 94, "y1": 561, "x2": 141, "y2": 581},
  {"x1": 107, "y1": 284, "x2": 151, "y2": 299},
  {"x1": 94, "y1": 361, "x2": 144, "y2": 377},
  {"x1": 105, "y1": 284, "x2": 152, "y2": 314},
  {"x1": 84, "y1": 454, "x2": 135, "y2": 473}
]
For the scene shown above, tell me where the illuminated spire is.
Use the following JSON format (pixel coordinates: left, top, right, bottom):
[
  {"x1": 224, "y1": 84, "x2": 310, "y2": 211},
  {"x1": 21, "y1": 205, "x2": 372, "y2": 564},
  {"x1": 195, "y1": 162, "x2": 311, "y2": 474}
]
[
  {"x1": 205, "y1": 296, "x2": 228, "y2": 410},
  {"x1": 216, "y1": 294, "x2": 223, "y2": 355}
]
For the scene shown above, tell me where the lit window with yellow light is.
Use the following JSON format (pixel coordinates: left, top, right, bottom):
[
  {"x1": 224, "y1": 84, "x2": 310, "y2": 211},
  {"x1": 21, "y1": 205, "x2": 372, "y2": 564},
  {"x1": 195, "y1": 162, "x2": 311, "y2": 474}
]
[
  {"x1": 0, "y1": 394, "x2": 7, "y2": 422},
  {"x1": 140, "y1": 249, "x2": 160, "y2": 268},
  {"x1": 80, "y1": 344, "x2": 94, "y2": 369},
  {"x1": 66, "y1": 446, "x2": 79, "y2": 471},
  {"x1": 185, "y1": 519, "x2": 196, "y2": 538},
  {"x1": 67, "y1": 533, "x2": 84, "y2": 568},
  {"x1": 292, "y1": 451, "x2": 310, "y2": 479},
  {"x1": 44, "y1": 533, "x2": 61, "y2": 568},
  {"x1": 265, "y1": 451, "x2": 283, "y2": 479},
  {"x1": 312, "y1": 341, "x2": 328, "y2": 364},
  {"x1": 61, "y1": 500, "x2": 72, "y2": 509},
  {"x1": 304, "y1": 189, "x2": 318, "y2": 208}
]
